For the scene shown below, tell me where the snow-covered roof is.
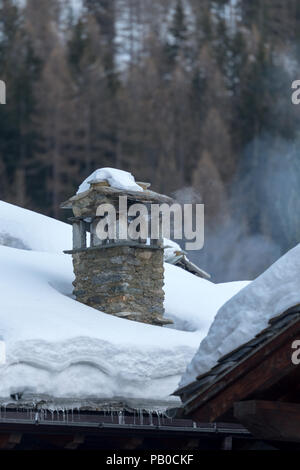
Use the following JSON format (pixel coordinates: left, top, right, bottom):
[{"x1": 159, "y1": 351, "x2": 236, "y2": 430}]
[
  {"x1": 0, "y1": 201, "x2": 71, "y2": 253},
  {"x1": 180, "y1": 243, "x2": 300, "y2": 388},
  {"x1": 176, "y1": 305, "x2": 300, "y2": 423},
  {"x1": 0, "y1": 201, "x2": 248, "y2": 408},
  {"x1": 163, "y1": 239, "x2": 210, "y2": 280}
]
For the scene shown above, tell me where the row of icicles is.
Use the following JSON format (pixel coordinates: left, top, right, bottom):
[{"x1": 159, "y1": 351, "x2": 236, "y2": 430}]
[{"x1": 0, "y1": 406, "x2": 195, "y2": 427}]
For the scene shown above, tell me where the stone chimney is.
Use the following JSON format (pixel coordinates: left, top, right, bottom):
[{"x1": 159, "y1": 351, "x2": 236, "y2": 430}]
[{"x1": 61, "y1": 179, "x2": 173, "y2": 326}]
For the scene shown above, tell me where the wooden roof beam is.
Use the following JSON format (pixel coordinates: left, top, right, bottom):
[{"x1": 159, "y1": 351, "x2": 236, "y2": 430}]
[
  {"x1": 0, "y1": 433, "x2": 22, "y2": 449},
  {"x1": 234, "y1": 400, "x2": 300, "y2": 443}
]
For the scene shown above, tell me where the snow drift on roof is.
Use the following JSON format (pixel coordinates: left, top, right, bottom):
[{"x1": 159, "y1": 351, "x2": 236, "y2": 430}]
[
  {"x1": 0, "y1": 201, "x2": 72, "y2": 253},
  {"x1": 180, "y1": 243, "x2": 300, "y2": 387},
  {"x1": 0, "y1": 200, "x2": 248, "y2": 404}
]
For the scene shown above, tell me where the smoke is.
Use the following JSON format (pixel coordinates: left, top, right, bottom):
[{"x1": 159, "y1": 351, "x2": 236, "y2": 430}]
[
  {"x1": 174, "y1": 133, "x2": 300, "y2": 283},
  {"x1": 173, "y1": 47, "x2": 300, "y2": 283},
  {"x1": 189, "y1": 220, "x2": 281, "y2": 283}
]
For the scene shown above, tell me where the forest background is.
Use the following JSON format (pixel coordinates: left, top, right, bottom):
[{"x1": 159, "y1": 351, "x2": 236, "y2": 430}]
[{"x1": 1, "y1": 0, "x2": 299, "y2": 281}]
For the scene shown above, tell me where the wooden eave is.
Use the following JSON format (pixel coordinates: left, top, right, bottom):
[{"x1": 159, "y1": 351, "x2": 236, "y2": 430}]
[
  {"x1": 234, "y1": 400, "x2": 300, "y2": 443},
  {"x1": 60, "y1": 186, "x2": 174, "y2": 210}
]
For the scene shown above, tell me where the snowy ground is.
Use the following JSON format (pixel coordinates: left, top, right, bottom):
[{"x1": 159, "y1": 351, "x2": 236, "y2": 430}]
[
  {"x1": 180, "y1": 243, "x2": 300, "y2": 387},
  {"x1": 0, "y1": 201, "x2": 248, "y2": 406}
]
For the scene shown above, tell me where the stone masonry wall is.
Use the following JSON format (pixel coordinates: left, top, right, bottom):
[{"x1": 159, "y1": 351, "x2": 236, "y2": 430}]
[{"x1": 72, "y1": 244, "x2": 168, "y2": 326}]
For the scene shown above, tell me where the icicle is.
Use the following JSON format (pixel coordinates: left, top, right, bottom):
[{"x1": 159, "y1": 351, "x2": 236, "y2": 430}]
[
  {"x1": 118, "y1": 410, "x2": 124, "y2": 425},
  {"x1": 149, "y1": 410, "x2": 153, "y2": 426},
  {"x1": 139, "y1": 409, "x2": 143, "y2": 426}
]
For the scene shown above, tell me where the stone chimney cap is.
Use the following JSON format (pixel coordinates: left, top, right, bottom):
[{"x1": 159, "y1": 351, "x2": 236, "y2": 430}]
[{"x1": 60, "y1": 183, "x2": 174, "y2": 211}]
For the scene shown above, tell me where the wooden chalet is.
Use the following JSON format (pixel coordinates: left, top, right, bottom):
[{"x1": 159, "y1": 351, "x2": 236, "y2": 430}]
[{"x1": 175, "y1": 305, "x2": 300, "y2": 449}]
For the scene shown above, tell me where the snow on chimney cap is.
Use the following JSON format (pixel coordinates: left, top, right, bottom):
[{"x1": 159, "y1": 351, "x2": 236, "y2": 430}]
[
  {"x1": 77, "y1": 168, "x2": 144, "y2": 194},
  {"x1": 61, "y1": 168, "x2": 173, "y2": 211}
]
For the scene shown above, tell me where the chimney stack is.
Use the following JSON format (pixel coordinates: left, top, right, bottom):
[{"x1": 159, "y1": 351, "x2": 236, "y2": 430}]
[{"x1": 61, "y1": 179, "x2": 173, "y2": 326}]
